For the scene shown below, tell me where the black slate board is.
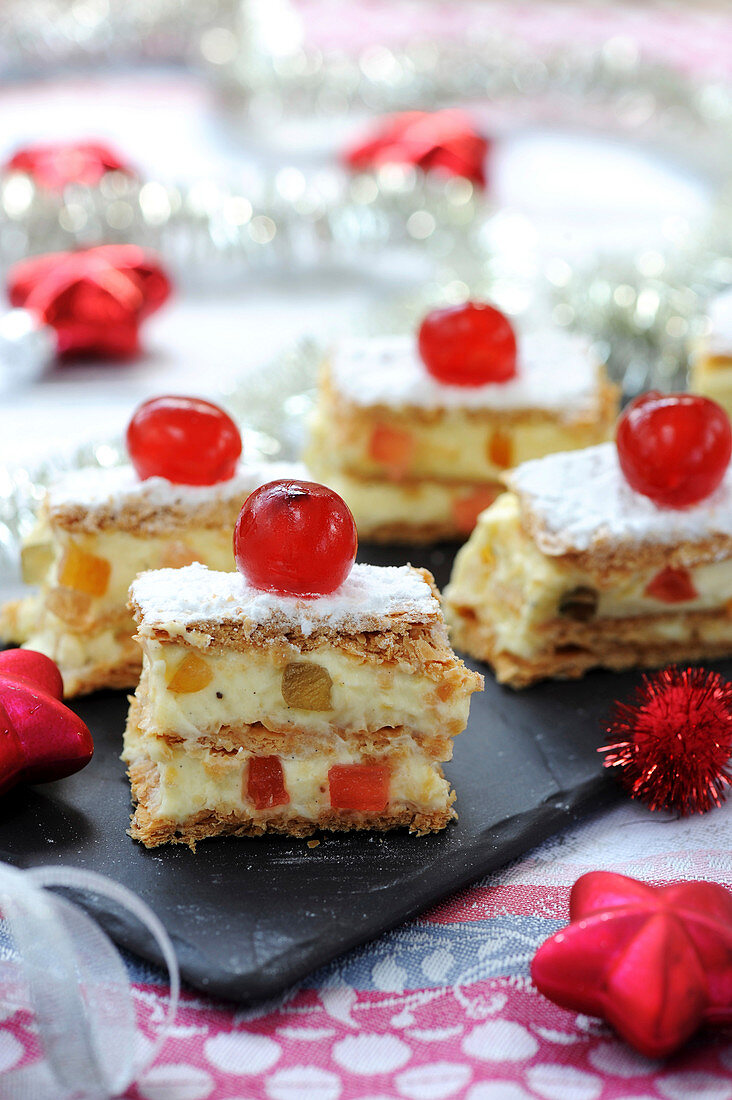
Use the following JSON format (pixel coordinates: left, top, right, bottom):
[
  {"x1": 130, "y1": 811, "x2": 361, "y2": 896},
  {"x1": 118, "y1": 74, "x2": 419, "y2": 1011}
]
[{"x1": 0, "y1": 541, "x2": 639, "y2": 1003}]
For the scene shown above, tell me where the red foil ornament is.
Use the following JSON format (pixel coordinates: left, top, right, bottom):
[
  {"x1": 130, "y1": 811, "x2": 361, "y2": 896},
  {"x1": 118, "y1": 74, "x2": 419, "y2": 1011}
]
[
  {"x1": 343, "y1": 110, "x2": 490, "y2": 187},
  {"x1": 0, "y1": 649, "x2": 93, "y2": 795},
  {"x1": 5, "y1": 141, "x2": 133, "y2": 190},
  {"x1": 7, "y1": 245, "x2": 171, "y2": 357},
  {"x1": 531, "y1": 871, "x2": 732, "y2": 1058},
  {"x1": 600, "y1": 666, "x2": 732, "y2": 815}
]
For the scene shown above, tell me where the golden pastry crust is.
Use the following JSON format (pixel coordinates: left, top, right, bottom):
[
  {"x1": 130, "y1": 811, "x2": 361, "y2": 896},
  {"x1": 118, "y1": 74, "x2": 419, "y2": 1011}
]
[
  {"x1": 509, "y1": 501, "x2": 732, "y2": 581},
  {"x1": 143, "y1": 721, "x2": 456, "y2": 764},
  {"x1": 321, "y1": 362, "x2": 619, "y2": 430},
  {"x1": 66, "y1": 654, "x2": 142, "y2": 696},
  {"x1": 448, "y1": 604, "x2": 732, "y2": 688},
  {"x1": 47, "y1": 495, "x2": 244, "y2": 537}
]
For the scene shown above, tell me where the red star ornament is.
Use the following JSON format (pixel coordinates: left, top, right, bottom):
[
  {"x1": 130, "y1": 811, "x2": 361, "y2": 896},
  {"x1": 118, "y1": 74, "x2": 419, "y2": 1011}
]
[
  {"x1": 531, "y1": 871, "x2": 732, "y2": 1058},
  {"x1": 5, "y1": 140, "x2": 133, "y2": 190},
  {"x1": 343, "y1": 109, "x2": 490, "y2": 187},
  {"x1": 0, "y1": 649, "x2": 93, "y2": 795},
  {"x1": 7, "y1": 244, "x2": 171, "y2": 357}
]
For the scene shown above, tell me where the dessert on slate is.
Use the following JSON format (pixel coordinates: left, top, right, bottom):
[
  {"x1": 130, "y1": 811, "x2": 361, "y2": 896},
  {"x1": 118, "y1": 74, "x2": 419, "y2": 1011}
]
[
  {"x1": 0, "y1": 396, "x2": 303, "y2": 697},
  {"x1": 306, "y1": 302, "x2": 618, "y2": 543},
  {"x1": 445, "y1": 392, "x2": 732, "y2": 687},
  {"x1": 689, "y1": 287, "x2": 732, "y2": 418},
  {"x1": 124, "y1": 479, "x2": 482, "y2": 847}
]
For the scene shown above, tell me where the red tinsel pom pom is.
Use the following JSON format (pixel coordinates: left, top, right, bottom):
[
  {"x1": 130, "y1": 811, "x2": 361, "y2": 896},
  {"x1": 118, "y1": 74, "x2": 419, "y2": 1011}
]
[{"x1": 600, "y1": 665, "x2": 732, "y2": 814}]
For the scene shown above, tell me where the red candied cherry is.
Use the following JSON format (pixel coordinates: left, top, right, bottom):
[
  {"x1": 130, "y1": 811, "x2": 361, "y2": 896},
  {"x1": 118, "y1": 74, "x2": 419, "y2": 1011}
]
[
  {"x1": 418, "y1": 301, "x2": 517, "y2": 386},
  {"x1": 127, "y1": 395, "x2": 242, "y2": 485},
  {"x1": 616, "y1": 392, "x2": 732, "y2": 508},
  {"x1": 234, "y1": 480, "x2": 358, "y2": 598}
]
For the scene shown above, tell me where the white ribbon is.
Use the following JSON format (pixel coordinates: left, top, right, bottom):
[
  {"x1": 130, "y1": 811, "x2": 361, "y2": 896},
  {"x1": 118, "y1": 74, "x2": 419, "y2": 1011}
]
[{"x1": 0, "y1": 862, "x2": 179, "y2": 1098}]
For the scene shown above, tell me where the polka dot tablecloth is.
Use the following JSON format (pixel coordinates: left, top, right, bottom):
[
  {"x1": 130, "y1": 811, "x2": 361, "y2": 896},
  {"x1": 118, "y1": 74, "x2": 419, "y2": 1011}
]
[{"x1": 4, "y1": 800, "x2": 730, "y2": 1097}]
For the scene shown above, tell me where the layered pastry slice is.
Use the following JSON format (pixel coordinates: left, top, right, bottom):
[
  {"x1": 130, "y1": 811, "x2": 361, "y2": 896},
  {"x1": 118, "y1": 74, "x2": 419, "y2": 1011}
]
[
  {"x1": 124, "y1": 560, "x2": 482, "y2": 847},
  {"x1": 445, "y1": 435, "x2": 732, "y2": 688},
  {"x1": 0, "y1": 461, "x2": 303, "y2": 696},
  {"x1": 689, "y1": 287, "x2": 732, "y2": 418},
  {"x1": 306, "y1": 303, "x2": 618, "y2": 543}
]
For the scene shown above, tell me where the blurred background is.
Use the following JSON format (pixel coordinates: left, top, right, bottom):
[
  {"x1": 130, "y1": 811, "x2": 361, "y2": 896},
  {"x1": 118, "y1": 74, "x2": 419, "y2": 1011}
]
[{"x1": 0, "y1": 0, "x2": 731, "y2": 467}]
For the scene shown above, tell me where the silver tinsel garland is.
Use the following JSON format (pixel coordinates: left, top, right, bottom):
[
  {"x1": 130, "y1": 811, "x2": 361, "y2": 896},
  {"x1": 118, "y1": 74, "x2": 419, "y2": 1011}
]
[
  {"x1": 0, "y1": 0, "x2": 730, "y2": 390},
  {"x1": 0, "y1": 163, "x2": 486, "y2": 287}
]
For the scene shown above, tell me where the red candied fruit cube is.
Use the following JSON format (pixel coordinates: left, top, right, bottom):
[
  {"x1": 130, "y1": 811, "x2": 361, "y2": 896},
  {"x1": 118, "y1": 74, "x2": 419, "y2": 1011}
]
[
  {"x1": 328, "y1": 763, "x2": 391, "y2": 812},
  {"x1": 451, "y1": 485, "x2": 500, "y2": 534},
  {"x1": 644, "y1": 566, "x2": 698, "y2": 604},
  {"x1": 247, "y1": 755, "x2": 289, "y2": 810}
]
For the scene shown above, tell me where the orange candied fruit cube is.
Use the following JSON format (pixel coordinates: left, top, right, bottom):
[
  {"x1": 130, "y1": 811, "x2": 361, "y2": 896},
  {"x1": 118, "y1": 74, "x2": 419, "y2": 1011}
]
[
  {"x1": 644, "y1": 566, "x2": 698, "y2": 604},
  {"x1": 247, "y1": 755, "x2": 289, "y2": 810},
  {"x1": 328, "y1": 763, "x2": 390, "y2": 813},
  {"x1": 488, "y1": 428, "x2": 513, "y2": 470},
  {"x1": 161, "y1": 541, "x2": 200, "y2": 568},
  {"x1": 58, "y1": 544, "x2": 111, "y2": 598},
  {"x1": 451, "y1": 486, "x2": 499, "y2": 534},
  {"x1": 368, "y1": 423, "x2": 415, "y2": 480},
  {"x1": 167, "y1": 652, "x2": 214, "y2": 693}
]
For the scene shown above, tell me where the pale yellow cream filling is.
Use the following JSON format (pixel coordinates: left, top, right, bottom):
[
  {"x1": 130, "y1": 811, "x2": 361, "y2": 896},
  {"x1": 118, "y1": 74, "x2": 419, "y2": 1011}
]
[
  {"x1": 11, "y1": 610, "x2": 138, "y2": 695},
  {"x1": 124, "y1": 723, "x2": 451, "y2": 823},
  {"x1": 141, "y1": 639, "x2": 471, "y2": 740},
  {"x1": 6, "y1": 525, "x2": 237, "y2": 685},
  {"x1": 40, "y1": 526, "x2": 235, "y2": 615},
  {"x1": 446, "y1": 492, "x2": 732, "y2": 659},
  {"x1": 689, "y1": 356, "x2": 732, "y2": 421},
  {"x1": 305, "y1": 461, "x2": 494, "y2": 534},
  {"x1": 308, "y1": 399, "x2": 613, "y2": 483}
]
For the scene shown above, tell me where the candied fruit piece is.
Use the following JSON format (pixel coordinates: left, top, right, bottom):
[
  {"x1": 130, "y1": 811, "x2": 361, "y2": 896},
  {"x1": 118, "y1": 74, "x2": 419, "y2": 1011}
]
[
  {"x1": 418, "y1": 302, "x2": 517, "y2": 385},
  {"x1": 167, "y1": 652, "x2": 213, "y2": 693},
  {"x1": 127, "y1": 395, "x2": 241, "y2": 485},
  {"x1": 21, "y1": 540, "x2": 55, "y2": 585},
  {"x1": 46, "y1": 587, "x2": 92, "y2": 628},
  {"x1": 328, "y1": 763, "x2": 390, "y2": 812},
  {"x1": 480, "y1": 544, "x2": 495, "y2": 568},
  {"x1": 246, "y1": 755, "x2": 289, "y2": 810},
  {"x1": 451, "y1": 486, "x2": 499, "y2": 533},
  {"x1": 58, "y1": 544, "x2": 111, "y2": 597},
  {"x1": 645, "y1": 566, "x2": 698, "y2": 604},
  {"x1": 281, "y1": 662, "x2": 333, "y2": 710},
  {"x1": 558, "y1": 586, "x2": 598, "y2": 622},
  {"x1": 488, "y1": 428, "x2": 513, "y2": 469},
  {"x1": 617, "y1": 391, "x2": 731, "y2": 507},
  {"x1": 368, "y1": 424, "x2": 415, "y2": 479},
  {"x1": 235, "y1": 480, "x2": 357, "y2": 598},
  {"x1": 161, "y1": 541, "x2": 199, "y2": 568},
  {"x1": 436, "y1": 681, "x2": 455, "y2": 702}
]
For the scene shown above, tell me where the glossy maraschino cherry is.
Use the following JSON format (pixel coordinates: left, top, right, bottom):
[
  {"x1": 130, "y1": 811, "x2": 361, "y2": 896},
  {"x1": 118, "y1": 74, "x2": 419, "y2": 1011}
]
[
  {"x1": 127, "y1": 395, "x2": 242, "y2": 485},
  {"x1": 616, "y1": 391, "x2": 732, "y2": 508},
  {"x1": 234, "y1": 480, "x2": 358, "y2": 598},
  {"x1": 418, "y1": 301, "x2": 517, "y2": 386}
]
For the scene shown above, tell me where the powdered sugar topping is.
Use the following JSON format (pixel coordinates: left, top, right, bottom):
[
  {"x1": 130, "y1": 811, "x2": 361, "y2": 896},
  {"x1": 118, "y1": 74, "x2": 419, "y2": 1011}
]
[
  {"x1": 707, "y1": 288, "x2": 732, "y2": 357},
  {"x1": 131, "y1": 561, "x2": 440, "y2": 638},
  {"x1": 507, "y1": 442, "x2": 732, "y2": 555},
  {"x1": 330, "y1": 331, "x2": 603, "y2": 413},
  {"x1": 48, "y1": 461, "x2": 308, "y2": 512}
]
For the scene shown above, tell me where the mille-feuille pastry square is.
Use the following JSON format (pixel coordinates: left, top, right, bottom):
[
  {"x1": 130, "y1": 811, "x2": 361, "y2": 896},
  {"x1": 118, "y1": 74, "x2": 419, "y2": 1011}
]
[
  {"x1": 124, "y1": 561, "x2": 482, "y2": 847},
  {"x1": 0, "y1": 460, "x2": 303, "y2": 696},
  {"x1": 306, "y1": 323, "x2": 618, "y2": 543},
  {"x1": 445, "y1": 440, "x2": 732, "y2": 687}
]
